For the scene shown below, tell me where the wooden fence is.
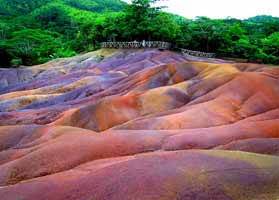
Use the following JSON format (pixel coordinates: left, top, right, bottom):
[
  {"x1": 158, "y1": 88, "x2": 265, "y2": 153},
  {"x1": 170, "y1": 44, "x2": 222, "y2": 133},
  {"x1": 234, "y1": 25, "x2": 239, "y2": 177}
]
[
  {"x1": 180, "y1": 48, "x2": 216, "y2": 58},
  {"x1": 101, "y1": 41, "x2": 171, "y2": 49},
  {"x1": 101, "y1": 41, "x2": 216, "y2": 58}
]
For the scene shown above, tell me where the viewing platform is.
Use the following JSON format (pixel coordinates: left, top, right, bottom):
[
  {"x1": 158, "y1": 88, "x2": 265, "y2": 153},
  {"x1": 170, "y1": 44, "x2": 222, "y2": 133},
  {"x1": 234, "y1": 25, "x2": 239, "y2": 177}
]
[
  {"x1": 101, "y1": 41, "x2": 171, "y2": 49},
  {"x1": 101, "y1": 41, "x2": 216, "y2": 58}
]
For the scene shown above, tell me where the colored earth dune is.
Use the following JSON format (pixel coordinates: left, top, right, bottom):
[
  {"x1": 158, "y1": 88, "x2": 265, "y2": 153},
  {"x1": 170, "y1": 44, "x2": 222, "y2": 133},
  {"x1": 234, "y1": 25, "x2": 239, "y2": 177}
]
[{"x1": 0, "y1": 49, "x2": 278, "y2": 200}]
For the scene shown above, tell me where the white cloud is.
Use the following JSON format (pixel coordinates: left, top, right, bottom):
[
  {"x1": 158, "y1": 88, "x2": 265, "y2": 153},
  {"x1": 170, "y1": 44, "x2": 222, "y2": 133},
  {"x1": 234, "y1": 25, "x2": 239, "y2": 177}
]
[{"x1": 123, "y1": 0, "x2": 279, "y2": 19}]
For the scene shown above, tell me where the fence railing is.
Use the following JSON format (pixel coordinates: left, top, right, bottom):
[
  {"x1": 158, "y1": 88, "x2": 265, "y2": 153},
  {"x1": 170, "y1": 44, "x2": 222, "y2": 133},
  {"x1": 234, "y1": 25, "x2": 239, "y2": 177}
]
[
  {"x1": 101, "y1": 41, "x2": 216, "y2": 58},
  {"x1": 101, "y1": 41, "x2": 171, "y2": 49},
  {"x1": 180, "y1": 48, "x2": 216, "y2": 58}
]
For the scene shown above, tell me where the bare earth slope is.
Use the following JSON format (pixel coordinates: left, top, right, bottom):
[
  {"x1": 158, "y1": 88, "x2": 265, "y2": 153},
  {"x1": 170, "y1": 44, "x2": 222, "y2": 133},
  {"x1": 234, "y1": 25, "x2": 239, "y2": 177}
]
[{"x1": 0, "y1": 49, "x2": 278, "y2": 200}]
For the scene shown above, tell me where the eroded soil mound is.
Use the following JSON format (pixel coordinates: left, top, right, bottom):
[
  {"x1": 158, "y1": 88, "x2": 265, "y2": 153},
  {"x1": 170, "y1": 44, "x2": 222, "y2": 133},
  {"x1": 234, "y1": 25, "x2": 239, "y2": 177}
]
[{"x1": 0, "y1": 49, "x2": 278, "y2": 200}]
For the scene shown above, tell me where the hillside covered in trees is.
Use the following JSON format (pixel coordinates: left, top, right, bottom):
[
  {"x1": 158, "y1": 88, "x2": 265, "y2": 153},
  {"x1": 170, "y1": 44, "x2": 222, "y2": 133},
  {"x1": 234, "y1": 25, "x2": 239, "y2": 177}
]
[{"x1": 0, "y1": 0, "x2": 278, "y2": 66}]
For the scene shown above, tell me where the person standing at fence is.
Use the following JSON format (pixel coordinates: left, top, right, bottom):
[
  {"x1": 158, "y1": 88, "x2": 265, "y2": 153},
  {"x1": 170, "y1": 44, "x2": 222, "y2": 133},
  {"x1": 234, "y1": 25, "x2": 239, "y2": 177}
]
[{"x1": 142, "y1": 40, "x2": 146, "y2": 48}]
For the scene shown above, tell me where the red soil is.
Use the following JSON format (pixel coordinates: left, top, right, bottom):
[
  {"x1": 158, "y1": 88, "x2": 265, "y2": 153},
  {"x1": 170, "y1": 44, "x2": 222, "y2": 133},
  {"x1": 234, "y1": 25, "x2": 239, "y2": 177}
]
[{"x1": 0, "y1": 49, "x2": 278, "y2": 199}]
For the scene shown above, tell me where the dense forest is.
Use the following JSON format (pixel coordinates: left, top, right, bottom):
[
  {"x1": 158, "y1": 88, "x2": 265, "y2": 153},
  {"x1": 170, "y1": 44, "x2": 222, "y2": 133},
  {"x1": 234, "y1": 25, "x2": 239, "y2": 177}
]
[{"x1": 0, "y1": 0, "x2": 278, "y2": 67}]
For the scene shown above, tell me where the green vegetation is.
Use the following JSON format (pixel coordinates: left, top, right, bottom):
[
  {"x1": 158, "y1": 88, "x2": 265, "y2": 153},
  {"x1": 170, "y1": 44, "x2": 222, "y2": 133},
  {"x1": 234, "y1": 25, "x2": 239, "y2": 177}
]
[
  {"x1": 0, "y1": 0, "x2": 278, "y2": 67},
  {"x1": 0, "y1": 0, "x2": 125, "y2": 66}
]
